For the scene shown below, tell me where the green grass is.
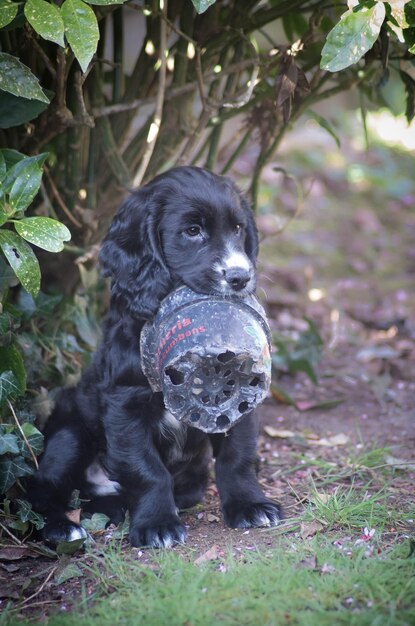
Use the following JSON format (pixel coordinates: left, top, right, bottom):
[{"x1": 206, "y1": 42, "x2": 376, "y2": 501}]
[
  {"x1": 3, "y1": 459, "x2": 414, "y2": 626},
  {"x1": 3, "y1": 534, "x2": 414, "y2": 626}
]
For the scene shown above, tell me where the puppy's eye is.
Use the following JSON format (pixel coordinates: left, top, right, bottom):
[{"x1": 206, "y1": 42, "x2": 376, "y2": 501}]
[
  {"x1": 235, "y1": 224, "x2": 244, "y2": 233},
  {"x1": 185, "y1": 226, "x2": 202, "y2": 237}
]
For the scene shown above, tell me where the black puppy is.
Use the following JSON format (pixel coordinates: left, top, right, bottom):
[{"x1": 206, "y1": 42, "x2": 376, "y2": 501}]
[{"x1": 28, "y1": 166, "x2": 281, "y2": 548}]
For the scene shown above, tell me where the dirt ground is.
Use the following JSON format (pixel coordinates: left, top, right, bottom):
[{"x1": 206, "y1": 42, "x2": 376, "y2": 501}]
[{"x1": 1, "y1": 127, "x2": 415, "y2": 619}]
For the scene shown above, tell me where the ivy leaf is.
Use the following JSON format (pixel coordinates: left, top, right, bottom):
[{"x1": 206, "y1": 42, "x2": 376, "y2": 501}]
[
  {"x1": 81, "y1": 512, "x2": 110, "y2": 532},
  {"x1": 191, "y1": 0, "x2": 216, "y2": 13},
  {"x1": 0, "y1": 311, "x2": 19, "y2": 346},
  {"x1": 24, "y1": 0, "x2": 65, "y2": 47},
  {"x1": 54, "y1": 562, "x2": 84, "y2": 585},
  {"x1": 0, "y1": 53, "x2": 49, "y2": 103},
  {"x1": 16, "y1": 499, "x2": 45, "y2": 530},
  {"x1": 14, "y1": 217, "x2": 71, "y2": 253},
  {"x1": 0, "y1": 370, "x2": 20, "y2": 406},
  {"x1": 321, "y1": 4, "x2": 386, "y2": 72},
  {"x1": 0, "y1": 230, "x2": 41, "y2": 297},
  {"x1": 0, "y1": 0, "x2": 18, "y2": 28},
  {"x1": 0, "y1": 455, "x2": 33, "y2": 492},
  {"x1": 56, "y1": 537, "x2": 86, "y2": 555},
  {"x1": 0, "y1": 432, "x2": 20, "y2": 455},
  {"x1": 61, "y1": 0, "x2": 99, "y2": 73},
  {"x1": 0, "y1": 345, "x2": 26, "y2": 393},
  {"x1": 9, "y1": 162, "x2": 43, "y2": 212},
  {"x1": 20, "y1": 423, "x2": 44, "y2": 457}
]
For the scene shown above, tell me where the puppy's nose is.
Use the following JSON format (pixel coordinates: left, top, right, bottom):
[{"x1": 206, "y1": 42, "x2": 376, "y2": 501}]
[{"x1": 224, "y1": 267, "x2": 250, "y2": 291}]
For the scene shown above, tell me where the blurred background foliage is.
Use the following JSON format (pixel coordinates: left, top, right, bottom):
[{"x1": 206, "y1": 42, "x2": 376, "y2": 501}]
[{"x1": 0, "y1": 0, "x2": 414, "y2": 534}]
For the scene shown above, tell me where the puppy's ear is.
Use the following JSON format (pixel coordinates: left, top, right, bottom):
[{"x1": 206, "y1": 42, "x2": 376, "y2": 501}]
[
  {"x1": 240, "y1": 195, "x2": 259, "y2": 264},
  {"x1": 99, "y1": 189, "x2": 172, "y2": 320}
]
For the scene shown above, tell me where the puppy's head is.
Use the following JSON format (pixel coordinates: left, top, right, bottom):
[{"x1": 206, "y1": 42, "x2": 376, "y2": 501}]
[{"x1": 100, "y1": 166, "x2": 258, "y2": 320}]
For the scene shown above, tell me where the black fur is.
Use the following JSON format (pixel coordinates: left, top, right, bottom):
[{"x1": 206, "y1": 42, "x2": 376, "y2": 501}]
[{"x1": 28, "y1": 166, "x2": 281, "y2": 548}]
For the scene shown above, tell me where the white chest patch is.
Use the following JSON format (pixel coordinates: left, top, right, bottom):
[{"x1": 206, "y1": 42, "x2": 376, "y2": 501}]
[
  {"x1": 85, "y1": 461, "x2": 121, "y2": 496},
  {"x1": 160, "y1": 410, "x2": 188, "y2": 463}
]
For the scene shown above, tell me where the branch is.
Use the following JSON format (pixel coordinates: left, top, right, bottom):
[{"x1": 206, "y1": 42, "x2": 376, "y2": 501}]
[
  {"x1": 44, "y1": 166, "x2": 83, "y2": 228},
  {"x1": 132, "y1": 0, "x2": 168, "y2": 187},
  {"x1": 92, "y1": 58, "x2": 259, "y2": 118}
]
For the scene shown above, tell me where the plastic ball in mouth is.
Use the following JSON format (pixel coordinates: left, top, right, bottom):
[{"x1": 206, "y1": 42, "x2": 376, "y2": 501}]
[{"x1": 140, "y1": 286, "x2": 272, "y2": 433}]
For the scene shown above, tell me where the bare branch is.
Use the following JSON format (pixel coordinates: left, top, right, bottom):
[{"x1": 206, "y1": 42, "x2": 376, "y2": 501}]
[
  {"x1": 92, "y1": 59, "x2": 259, "y2": 118},
  {"x1": 44, "y1": 167, "x2": 83, "y2": 228},
  {"x1": 132, "y1": 0, "x2": 168, "y2": 188}
]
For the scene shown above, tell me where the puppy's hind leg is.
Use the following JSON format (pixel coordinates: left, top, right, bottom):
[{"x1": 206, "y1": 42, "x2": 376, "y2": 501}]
[{"x1": 27, "y1": 392, "x2": 93, "y2": 545}]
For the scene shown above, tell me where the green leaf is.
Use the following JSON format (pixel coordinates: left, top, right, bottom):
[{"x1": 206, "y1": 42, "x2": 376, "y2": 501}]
[
  {"x1": 83, "y1": 0, "x2": 127, "y2": 4},
  {"x1": 0, "y1": 432, "x2": 20, "y2": 455},
  {"x1": 0, "y1": 230, "x2": 41, "y2": 297},
  {"x1": 55, "y1": 562, "x2": 84, "y2": 585},
  {"x1": 24, "y1": 0, "x2": 65, "y2": 47},
  {"x1": 0, "y1": 311, "x2": 19, "y2": 346},
  {"x1": 0, "y1": 370, "x2": 20, "y2": 405},
  {"x1": 0, "y1": 0, "x2": 18, "y2": 28},
  {"x1": 14, "y1": 217, "x2": 71, "y2": 252},
  {"x1": 1, "y1": 153, "x2": 48, "y2": 193},
  {"x1": 0, "y1": 455, "x2": 33, "y2": 492},
  {"x1": 0, "y1": 345, "x2": 26, "y2": 393},
  {"x1": 288, "y1": 356, "x2": 318, "y2": 384},
  {"x1": 190, "y1": 0, "x2": 216, "y2": 14},
  {"x1": 0, "y1": 53, "x2": 49, "y2": 103},
  {"x1": 0, "y1": 255, "x2": 17, "y2": 291},
  {"x1": 20, "y1": 422, "x2": 44, "y2": 456},
  {"x1": 56, "y1": 537, "x2": 86, "y2": 555},
  {"x1": 399, "y1": 70, "x2": 415, "y2": 123},
  {"x1": 81, "y1": 512, "x2": 110, "y2": 532},
  {"x1": 16, "y1": 499, "x2": 45, "y2": 530},
  {"x1": 0, "y1": 89, "x2": 50, "y2": 129},
  {"x1": 9, "y1": 162, "x2": 43, "y2": 212},
  {"x1": 0, "y1": 149, "x2": 26, "y2": 169},
  {"x1": 61, "y1": 0, "x2": 99, "y2": 73},
  {"x1": 307, "y1": 111, "x2": 341, "y2": 148},
  {"x1": 0, "y1": 151, "x2": 6, "y2": 180},
  {"x1": 321, "y1": 4, "x2": 386, "y2": 72},
  {"x1": 405, "y1": 1, "x2": 415, "y2": 27}
]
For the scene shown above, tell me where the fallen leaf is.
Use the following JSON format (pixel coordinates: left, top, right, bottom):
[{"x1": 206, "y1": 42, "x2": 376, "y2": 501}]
[
  {"x1": 385, "y1": 455, "x2": 415, "y2": 471},
  {"x1": 295, "y1": 555, "x2": 317, "y2": 570},
  {"x1": 320, "y1": 563, "x2": 336, "y2": 574},
  {"x1": 308, "y1": 433, "x2": 349, "y2": 447},
  {"x1": 0, "y1": 587, "x2": 19, "y2": 599},
  {"x1": 310, "y1": 492, "x2": 332, "y2": 505},
  {"x1": 206, "y1": 513, "x2": 220, "y2": 523},
  {"x1": 264, "y1": 426, "x2": 296, "y2": 438},
  {"x1": 356, "y1": 345, "x2": 401, "y2": 362},
  {"x1": 300, "y1": 520, "x2": 325, "y2": 539},
  {"x1": 0, "y1": 546, "x2": 41, "y2": 561},
  {"x1": 54, "y1": 562, "x2": 84, "y2": 585},
  {"x1": 194, "y1": 545, "x2": 220, "y2": 565}
]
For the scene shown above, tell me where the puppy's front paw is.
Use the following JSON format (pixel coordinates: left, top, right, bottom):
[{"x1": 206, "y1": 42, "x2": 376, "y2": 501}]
[
  {"x1": 42, "y1": 518, "x2": 88, "y2": 546},
  {"x1": 223, "y1": 500, "x2": 282, "y2": 529},
  {"x1": 129, "y1": 517, "x2": 187, "y2": 548}
]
